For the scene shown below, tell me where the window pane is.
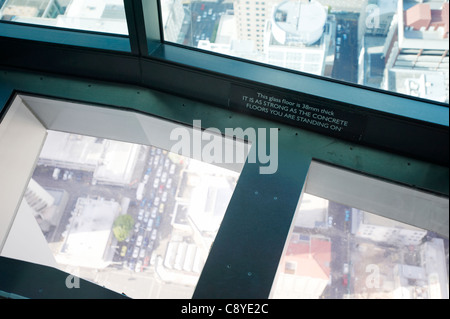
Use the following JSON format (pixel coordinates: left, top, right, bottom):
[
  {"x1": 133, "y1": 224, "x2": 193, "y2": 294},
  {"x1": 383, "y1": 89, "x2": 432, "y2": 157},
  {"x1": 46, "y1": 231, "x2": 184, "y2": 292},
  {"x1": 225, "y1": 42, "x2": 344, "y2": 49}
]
[
  {"x1": 161, "y1": 0, "x2": 449, "y2": 104},
  {"x1": 7, "y1": 130, "x2": 241, "y2": 299},
  {"x1": 271, "y1": 193, "x2": 449, "y2": 299},
  {"x1": 0, "y1": 0, "x2": 128, "y2": 35}
]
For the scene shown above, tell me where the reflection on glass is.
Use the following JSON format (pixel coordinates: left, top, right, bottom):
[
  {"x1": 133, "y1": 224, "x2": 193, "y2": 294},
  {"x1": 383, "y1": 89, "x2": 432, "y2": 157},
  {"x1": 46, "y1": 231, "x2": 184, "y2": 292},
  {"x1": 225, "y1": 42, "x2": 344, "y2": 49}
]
[
  {"x1": 271, "y1": 193, "x2": 449, "y2": 299},
  {"x1": 20, "y1": 130, "x2": 240, "y2": 298},
  {"x1": 0, "y1": 0, "x2": 128, "y2": 35},
  {"x1": 161, "y1": 0, "x2": 449, "y2": 103}
]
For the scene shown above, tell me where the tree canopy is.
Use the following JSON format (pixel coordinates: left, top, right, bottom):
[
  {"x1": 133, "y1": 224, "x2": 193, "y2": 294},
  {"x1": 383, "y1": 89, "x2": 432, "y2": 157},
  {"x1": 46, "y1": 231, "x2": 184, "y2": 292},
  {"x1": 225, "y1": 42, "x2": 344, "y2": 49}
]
[{"x1": 113, "y1": 214, "x2": 134, "y2": 242}]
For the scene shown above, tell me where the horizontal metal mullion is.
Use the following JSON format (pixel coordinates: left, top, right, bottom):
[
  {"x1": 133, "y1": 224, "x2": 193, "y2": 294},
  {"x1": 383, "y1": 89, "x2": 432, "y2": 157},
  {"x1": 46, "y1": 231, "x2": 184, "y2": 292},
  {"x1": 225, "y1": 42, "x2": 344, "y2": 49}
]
[
  {"x1": 0, "y1": 36, "x2": 140, "y2": 85},
  {"x1": 0, "y1": 22, "x2": 131, "y2": 52},
  {"x1": 139, "y1": 57, "x2": 449, "y2": 167},
  {"x1": 151, "y1": 44, "x2": 449, "y2": 126},
  {"x1": 0, "y1": 35, "x2": 448, "y2": 166}
]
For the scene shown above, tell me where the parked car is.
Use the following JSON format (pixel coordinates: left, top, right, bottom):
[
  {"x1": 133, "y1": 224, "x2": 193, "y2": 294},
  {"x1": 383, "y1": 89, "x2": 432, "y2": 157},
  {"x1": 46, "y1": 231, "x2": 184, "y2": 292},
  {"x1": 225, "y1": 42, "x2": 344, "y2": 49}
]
[
  {"x1": 342, "y1": 274, "x2": 348, "y2": 286},
  {"x1": 161, "y1": 191, "x2": 168, "y2": 202},
  {"x1": 143, "y1": 236, "x2": 149, "y2": 248},
  {"x1": 166, "y1": 178, "x2": 173, "y2": 189},
  {"x1": 132, "y1": 247, "x2": 139, "y2": 259},
  {"x1": 146, "y1": 218, "x2": 154, "y2": 231},
  {"x1": 156, "y1": 166, "x2": 163, "y2": 177},
  {"x1": 138, "y1": 209, "x2": 144, "y2": 221},
  {"x1": 150, "y1": 206, "x2": 158, "y2": 219},
  {"x1": 52, "y1": 168, "x2": 60, "y2": 180},
  {"x1": 136, "y1": 235, "x2": 143, "y2": 247},
  {"x1": 151, "y1": 229, "x2": 157, "y2": 241},
  {"x1": 154, "y1": 216, "x2": 161, "y2": 228},
  {"x1": 120, "y1": 245, "x2": 127, "y2": 257},
  {"x1": 161, "y1": 172, "x2": 168, "y2": 183},
  {"x1": 343, "y1": 263, "x2": 349, "y2": 274},
  {"x1": 135, "y1": 260, "x2": 142, "y2": 272}
]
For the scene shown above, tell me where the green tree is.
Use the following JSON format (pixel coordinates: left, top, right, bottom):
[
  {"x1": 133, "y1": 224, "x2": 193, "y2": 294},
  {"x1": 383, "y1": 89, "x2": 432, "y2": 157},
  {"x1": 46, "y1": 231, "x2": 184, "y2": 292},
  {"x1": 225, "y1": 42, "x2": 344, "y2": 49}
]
[{"x1": 113, "y1": 214, "x2": 134, "y2": 242}]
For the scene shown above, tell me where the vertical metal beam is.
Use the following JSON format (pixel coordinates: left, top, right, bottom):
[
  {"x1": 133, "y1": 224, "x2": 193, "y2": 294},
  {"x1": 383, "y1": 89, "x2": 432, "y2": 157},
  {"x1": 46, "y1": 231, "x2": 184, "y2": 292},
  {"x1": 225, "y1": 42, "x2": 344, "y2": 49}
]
[
  {"x1": 124, "y1": 0, "x2": 163, "y2": 56},
  {"x1": 193, "y1": 138, "x2": 312, "y2": 299}
]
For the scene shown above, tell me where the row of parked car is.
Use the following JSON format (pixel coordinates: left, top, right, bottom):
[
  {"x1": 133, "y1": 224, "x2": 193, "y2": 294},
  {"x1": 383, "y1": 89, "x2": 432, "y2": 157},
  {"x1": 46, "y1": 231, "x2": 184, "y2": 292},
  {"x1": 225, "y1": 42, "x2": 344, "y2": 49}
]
[{"x1": 120, "y1": 147, "x2": 182, "y2": 272}]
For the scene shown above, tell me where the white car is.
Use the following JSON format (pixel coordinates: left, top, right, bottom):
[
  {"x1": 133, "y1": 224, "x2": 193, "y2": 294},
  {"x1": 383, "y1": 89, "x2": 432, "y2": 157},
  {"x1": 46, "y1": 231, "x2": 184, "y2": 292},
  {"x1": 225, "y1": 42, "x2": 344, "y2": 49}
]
[
  {"x1": 343, "y1": 263, "x2": 349, "y2": 274},
  {"x1": 135, "y1": 260, "x2": 142, "y2": 272},
  {"x1": 156, "y1": 166, "x2": 162, "y2": 177},
  {"x1": 146, "y1": 218, "x2": 154, "y2": 231},
  {"x1": 166, "y1": 178, "x2": 173, "y2": 189},
  {"x1": 136, "y1": 235, "x2": 143, "y2": 247},
  {"x1": 153, "y1": 178, "x2": 160, "y2": 188},
  {"x1": 161, "y1": 191, "x2": 168, "y2": 203},
  {"x1": 138, "y1": 209, "x2": 144, "y2": 221},
  {"x1": 150, "y1": 206, "x2": 158, "y2": 218},
  {"x1": 132, "y1": 247, "x2": 139, "y2": 259}
]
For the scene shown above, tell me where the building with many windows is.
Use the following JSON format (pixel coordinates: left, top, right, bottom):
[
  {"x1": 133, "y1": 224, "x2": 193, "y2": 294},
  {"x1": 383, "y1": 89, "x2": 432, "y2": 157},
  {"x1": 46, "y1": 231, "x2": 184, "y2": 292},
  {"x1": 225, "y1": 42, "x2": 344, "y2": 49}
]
[
  {"x1": 264, "y1": 0, "x2": 335, "y2": 75},
  {"x1": 382, "y1": 0, "x2": 449, "y2": 102},
  {"x1": 234, "y1": 0, "x2": 278, "y2": 52}
]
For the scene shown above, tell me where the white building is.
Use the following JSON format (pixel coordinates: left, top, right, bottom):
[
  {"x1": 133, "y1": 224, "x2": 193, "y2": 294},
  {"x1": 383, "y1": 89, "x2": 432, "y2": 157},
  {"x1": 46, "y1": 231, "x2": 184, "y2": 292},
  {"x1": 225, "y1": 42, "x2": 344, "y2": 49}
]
[
  {"x1": 382, "y1": 0, "x2": 449, "y2": 102},
  {"x1": 356, "y1": 210, "x2": 427, "y2": 246},
  {"x1": 1, "y1": 0, "x2": 128, "y2": 34},
  {"x1": 38, "y1": 130, "x2": 142, "y2": 186},
  {"x1": 234, "y1": 0, "x2": 279, "y2": 52},
  {"x1": 392, "y1": 238, "x2": 449, "y2": 299},
  {"x1": 0, "y1": 0, "x2": 63, "y2": 20},
  {"x1": 197, "y1": 10, "x2": 264, "y2": 62},
  {"x1": 264, "y1": 1, "x2": 335, "y2": 76},
  {"x1": 365, "y1": 0, "x2": 397, "y2": 36},
  {"x1": 56, "y1": 197, "x2": 121, "y2": 269},
  {"x1": 293, "y1": 193, "x2": 329, "y2": 229},
  {"x1": 161, "y1": 0, "x2": 185, "y2": 43},
  {"x1": 22, "y1": 178, "x2": 69, "y2": 232}
]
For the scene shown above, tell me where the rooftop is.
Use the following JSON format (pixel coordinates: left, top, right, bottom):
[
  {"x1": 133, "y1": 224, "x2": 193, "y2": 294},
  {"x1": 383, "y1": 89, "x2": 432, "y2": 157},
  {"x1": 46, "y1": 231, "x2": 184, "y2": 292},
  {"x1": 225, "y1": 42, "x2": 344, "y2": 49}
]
[{"x1": 271, "y1": 0, "x2": 327, "y2": 45}]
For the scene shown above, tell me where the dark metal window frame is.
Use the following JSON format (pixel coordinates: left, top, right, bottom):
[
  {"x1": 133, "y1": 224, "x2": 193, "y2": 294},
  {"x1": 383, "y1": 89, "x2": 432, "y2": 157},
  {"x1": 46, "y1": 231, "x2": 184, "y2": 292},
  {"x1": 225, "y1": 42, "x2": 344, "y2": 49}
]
[
  {"x1": 0, "y1": 0, "x2": 448, "y2": 300},
  {"x1": 0, "y1": 0, "x2": 448, "y2": 165}
]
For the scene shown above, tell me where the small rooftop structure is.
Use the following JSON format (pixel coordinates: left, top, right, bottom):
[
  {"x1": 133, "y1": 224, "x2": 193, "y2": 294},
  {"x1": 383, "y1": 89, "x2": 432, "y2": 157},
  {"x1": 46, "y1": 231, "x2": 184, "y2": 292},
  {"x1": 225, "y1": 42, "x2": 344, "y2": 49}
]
[
  {"x1": 405, "y1": 2, "x2": 449, "y2": 38},
  {"x1": 271, "y1": 0, "x2": 327, "y2": 46}
]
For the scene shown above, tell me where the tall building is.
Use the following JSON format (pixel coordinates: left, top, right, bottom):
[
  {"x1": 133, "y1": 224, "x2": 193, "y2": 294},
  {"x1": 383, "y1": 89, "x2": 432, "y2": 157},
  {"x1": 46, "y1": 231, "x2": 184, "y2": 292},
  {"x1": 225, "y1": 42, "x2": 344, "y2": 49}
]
[
  {"x1": 365, "y1": 0, "x2": 397, "y2": 37},
  {"x1": 382, "y1": 0, "x2": 449, "y2": 102},
  {"x1": 264, "y1": 0, "x2": 335, "y2": 75},
  {"x1": 162, "y1": 0, "x2": 186, "y2": 43},
  {"x1": 234, "y1": 0, "x2": 279, "y2": 52},
  {"x1": 0, "y1": 0, "x2": 64, "y2": 20}
]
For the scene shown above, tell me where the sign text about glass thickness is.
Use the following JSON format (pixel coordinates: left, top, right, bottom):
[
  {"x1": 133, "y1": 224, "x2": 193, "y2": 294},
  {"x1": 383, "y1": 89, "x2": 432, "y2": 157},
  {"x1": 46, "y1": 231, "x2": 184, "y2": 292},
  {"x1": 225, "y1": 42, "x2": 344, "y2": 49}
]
[{"x1": 243, "y1": 92, "x2": 349, "y2": 132}]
